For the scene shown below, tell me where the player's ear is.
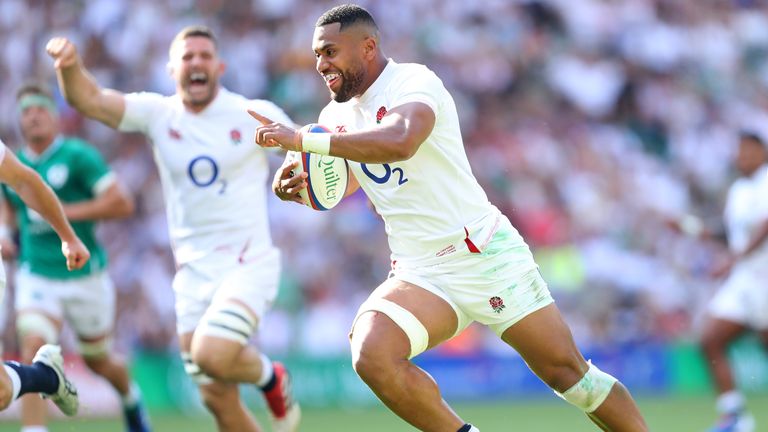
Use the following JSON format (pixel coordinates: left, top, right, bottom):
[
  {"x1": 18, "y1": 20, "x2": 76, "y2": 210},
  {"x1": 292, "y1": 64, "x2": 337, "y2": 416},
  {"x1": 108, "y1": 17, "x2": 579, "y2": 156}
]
[
  {"x1": 218, "y1": 61, "x2": 226, "y2": 76},
  {"x1": 166, "y1": 61, "x2": 174, "y2": 78},
  {"x1": 363, "y1": 36, "x2": 377, "y2": 60}
]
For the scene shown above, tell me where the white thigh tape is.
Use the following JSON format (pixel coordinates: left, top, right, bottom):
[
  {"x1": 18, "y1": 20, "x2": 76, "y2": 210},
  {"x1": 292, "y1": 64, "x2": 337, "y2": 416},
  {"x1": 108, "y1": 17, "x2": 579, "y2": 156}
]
[{"x1": 354, "y1": 298, "x2": 429, "y2": 359}]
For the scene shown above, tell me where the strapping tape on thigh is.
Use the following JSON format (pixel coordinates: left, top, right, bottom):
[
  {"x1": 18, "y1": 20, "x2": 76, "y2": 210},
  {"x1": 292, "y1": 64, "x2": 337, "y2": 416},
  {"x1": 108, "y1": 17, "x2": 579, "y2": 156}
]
[
  {"x1": 355, "y1": 298, "x2": 429, "y2": 359},
  {"x1": 78, "y1": 337, "x2": 113, "y2": 358},
  {"x1": 197, "y1": 301, "x2": 256, "y2": 345},
  {"x1": 17, "y1": 312, "x2": 58, "y2": 344}
]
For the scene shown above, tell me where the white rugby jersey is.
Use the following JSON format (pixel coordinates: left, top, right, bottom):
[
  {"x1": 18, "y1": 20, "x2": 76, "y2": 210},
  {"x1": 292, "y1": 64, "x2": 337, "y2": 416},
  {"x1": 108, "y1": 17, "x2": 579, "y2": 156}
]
[
  {"x1": 119, "y1": 88, "x2": 292, "y2": 264},
  {"x1": 724, "y1": 164, "x2": 768, "y2": 269},
  {"x1": 319, "y1": 60, "x2": 529, "y2": 265}
]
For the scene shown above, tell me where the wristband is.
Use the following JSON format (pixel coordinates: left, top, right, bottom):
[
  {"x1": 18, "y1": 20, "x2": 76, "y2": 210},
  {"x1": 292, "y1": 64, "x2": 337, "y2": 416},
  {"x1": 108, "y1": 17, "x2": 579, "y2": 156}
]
[{"x1": 301, "y1": 133, "x2": 331, "y2": 155}]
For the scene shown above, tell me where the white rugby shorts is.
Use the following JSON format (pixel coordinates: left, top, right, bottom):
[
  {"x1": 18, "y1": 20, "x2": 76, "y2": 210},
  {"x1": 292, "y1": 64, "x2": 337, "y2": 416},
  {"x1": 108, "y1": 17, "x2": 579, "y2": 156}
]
[
  {"x1": 15, "y1": 267, "x2": 116, "y2": 339},
  {"x1": 708, "y1": 263, "x2": 768, "y2": 329},
  {"x1": 174, "y1": 244, "x2": 280, "y2": 335},
  {"x1": 388, "y1": 216, "x2": 553, "y2": 337}
]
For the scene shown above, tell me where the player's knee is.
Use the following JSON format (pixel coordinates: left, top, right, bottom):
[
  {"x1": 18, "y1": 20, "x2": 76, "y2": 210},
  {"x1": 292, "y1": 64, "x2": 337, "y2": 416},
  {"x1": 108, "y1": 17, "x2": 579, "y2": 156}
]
[
  {"x1": 350, "y1": 333, "x2": 405, "y2": 387},
  {"x1": 192, "y1": 350, "x2": 232, "y2": 381},
  {"x1": 351, "y1": 343, "x2": 389, "y2": 383},
  {"x1": 79, "y1": 337, "x2": 112, "y2": 362},
  {"x1": 555, "y1": 362, "x2": 617, "y2": 413},
  {"x1": 536, "y1": 354, "x2": 587, "y2": 392},
  {"x1": 182, "y1": 352, "x2": 213, "y2": 385},
  {"x1": 17, "y1": 312, "x2": 58, "y2": 348}
]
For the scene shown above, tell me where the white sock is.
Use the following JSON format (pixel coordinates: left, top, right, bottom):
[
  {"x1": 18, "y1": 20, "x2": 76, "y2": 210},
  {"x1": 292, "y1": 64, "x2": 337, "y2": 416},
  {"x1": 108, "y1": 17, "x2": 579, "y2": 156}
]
[
  {"x1": 3, "y1": 365, "x2": 21, "y2": 400},
  {"x1": 469, "y1": 427, "x2": 480, "y2": 432},
  {"x1": 121, "y1": 382, "x2": 141, "y2": 409},
  {"x1": 256, "y1": 353, "x2": 274, "y2": 387},
  {"x1": 20, "y1": 426, "x2": 49, "y2": 432},
  {"x1": 716, "y1": 390, "x2": 745, "y2": 414}
]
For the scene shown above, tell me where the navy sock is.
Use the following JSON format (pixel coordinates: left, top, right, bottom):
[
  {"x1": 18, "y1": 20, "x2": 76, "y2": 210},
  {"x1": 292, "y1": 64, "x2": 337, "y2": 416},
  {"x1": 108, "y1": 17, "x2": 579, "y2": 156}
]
[
  {"x1": 259, "y1": 371, "x2": 277, "y2": 392},
  {"x1": 457, "y1": 424, "x2": 472, "y2": 432},
  {"x1": 4, "y1": 361, "x2": 59, "y2": 396}
]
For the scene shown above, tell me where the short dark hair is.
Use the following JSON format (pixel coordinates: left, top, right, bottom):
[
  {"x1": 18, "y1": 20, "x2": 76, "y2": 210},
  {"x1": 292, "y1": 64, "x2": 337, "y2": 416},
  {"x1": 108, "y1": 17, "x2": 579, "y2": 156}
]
[
  {"x1": 739, "y1": 130, "x2": 767, "y2": 150},
  {"x1": 169, "y1": 25, "x2": 218, "y2": 57},
  {"x1": 316, "y1": 4, "x2": 378, "y2": 31},
  {"x1": 16, "y1": 82, "x2": 54, "y2": 102}
]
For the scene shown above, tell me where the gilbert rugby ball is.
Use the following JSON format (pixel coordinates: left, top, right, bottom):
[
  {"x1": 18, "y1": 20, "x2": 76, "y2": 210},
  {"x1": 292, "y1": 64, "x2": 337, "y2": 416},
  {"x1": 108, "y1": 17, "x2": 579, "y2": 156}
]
[{"x1": 290, "y1": 124, "x2": 349, "y2": 210}]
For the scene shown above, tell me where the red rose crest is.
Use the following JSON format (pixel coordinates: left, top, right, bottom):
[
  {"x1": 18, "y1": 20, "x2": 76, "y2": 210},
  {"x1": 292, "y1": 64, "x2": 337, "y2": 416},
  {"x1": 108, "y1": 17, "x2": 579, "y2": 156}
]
[
  {"x1": 376, "y1": 106, "x2": 387, "y2": 124},
  {"x1": 230, "y1": 129, "x2": 242, "y2": 145},
  {"x1": 489, "y1": 296, "x2": 506, "y2": 314}
]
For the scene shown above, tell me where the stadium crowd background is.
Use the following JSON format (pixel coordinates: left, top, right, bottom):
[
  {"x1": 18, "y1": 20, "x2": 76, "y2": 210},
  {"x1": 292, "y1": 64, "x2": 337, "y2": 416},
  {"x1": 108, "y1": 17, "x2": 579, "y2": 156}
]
[{"x1": 0, "y1": 0, "x2": 766, "y2": 370}]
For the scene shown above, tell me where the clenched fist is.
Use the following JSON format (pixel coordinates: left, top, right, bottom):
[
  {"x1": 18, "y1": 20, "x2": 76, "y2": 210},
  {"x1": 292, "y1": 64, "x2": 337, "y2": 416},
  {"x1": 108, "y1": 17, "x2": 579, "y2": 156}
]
[
  {"x1": 46, "y1": 37, "x2": 79, "y2": 69},
  {"x1": 61, "y1": 237, "x2": 90, "y2": 271}
]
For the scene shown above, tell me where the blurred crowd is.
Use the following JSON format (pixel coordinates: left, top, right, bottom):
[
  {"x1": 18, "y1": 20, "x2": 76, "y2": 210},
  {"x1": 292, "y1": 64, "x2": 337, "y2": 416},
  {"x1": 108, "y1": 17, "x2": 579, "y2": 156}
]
[{"x1": 1, "y1": 0, "x2": 766, "y2": 358}]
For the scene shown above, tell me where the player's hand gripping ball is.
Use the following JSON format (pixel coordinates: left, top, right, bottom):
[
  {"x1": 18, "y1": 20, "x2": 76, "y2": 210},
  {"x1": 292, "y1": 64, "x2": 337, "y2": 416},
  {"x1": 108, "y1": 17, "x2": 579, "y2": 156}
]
[{"x1": 288, "y1": 124, "x2": 349, "y2": 210}]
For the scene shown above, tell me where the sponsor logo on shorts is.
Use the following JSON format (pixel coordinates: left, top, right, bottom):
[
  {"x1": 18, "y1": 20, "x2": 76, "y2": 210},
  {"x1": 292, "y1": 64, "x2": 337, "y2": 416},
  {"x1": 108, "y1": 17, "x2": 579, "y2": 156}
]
[
  {"x1": 435, "y1": 244, "x2": 456, "y2": 257},
  {"x1": 489, "y1": 296, "x2": 506, "y2": 314}
]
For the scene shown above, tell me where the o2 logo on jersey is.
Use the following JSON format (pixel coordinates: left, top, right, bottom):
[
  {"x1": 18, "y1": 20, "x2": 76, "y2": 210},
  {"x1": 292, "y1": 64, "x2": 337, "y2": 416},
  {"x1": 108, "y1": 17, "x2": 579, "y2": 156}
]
[
  {"x1": 187, "y1": 155, "x2": 227, "y2": 194},
  {"x1": 360, "y1": 163, "x2": 408, "y2": 186}
]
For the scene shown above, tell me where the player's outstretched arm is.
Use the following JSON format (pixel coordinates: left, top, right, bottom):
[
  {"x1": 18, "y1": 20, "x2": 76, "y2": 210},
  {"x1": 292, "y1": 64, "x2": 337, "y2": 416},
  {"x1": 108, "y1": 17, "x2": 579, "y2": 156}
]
[
  {"x1": 0, "y1": 151, "x2": 89, "y2": 270},
  {"x1": 63, "y1": 181, "x2": 134, "y2": 221},
  {"x1": 249, "y1": 102, "x2": 435, "y2": 164},
  {"x1": 46, "y1": 37, "x2": 126, "y2": 129},
  {"x1": 0, "y1": 198, "x2": 18, "y2": 259}
]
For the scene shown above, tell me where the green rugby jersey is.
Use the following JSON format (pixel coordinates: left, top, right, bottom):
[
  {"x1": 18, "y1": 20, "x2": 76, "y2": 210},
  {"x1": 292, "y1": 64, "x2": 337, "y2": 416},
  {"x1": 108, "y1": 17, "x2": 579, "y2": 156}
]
[{"x1": 1, "y1": 137, "x2": 111, "y2": 279}]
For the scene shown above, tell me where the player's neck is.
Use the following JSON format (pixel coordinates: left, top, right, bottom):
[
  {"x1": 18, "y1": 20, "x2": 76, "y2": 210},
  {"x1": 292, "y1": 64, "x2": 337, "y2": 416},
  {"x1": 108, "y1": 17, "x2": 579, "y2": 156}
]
[
  {"x1": 183, "y1": 87, "x2": 220, "y2": 114},
  {"x1": 359, "y1": 55, "x2": 389, "y2": 97},
  {"x1": 27, "y1": 135, "x2": 56, "y2": 155}
]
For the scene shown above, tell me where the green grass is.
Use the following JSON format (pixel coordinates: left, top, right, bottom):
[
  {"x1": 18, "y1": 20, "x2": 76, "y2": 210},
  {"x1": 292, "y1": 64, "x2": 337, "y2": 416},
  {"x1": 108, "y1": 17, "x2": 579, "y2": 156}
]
[{"x1": 0, "y1": 395, "x2": 764, "y2": 431}]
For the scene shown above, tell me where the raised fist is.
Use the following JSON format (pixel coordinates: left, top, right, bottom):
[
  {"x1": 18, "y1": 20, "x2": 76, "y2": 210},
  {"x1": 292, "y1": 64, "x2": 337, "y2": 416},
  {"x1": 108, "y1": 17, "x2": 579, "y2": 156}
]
[{"x1": 46, "y1": 37, "x2": 79, "y2": 69}]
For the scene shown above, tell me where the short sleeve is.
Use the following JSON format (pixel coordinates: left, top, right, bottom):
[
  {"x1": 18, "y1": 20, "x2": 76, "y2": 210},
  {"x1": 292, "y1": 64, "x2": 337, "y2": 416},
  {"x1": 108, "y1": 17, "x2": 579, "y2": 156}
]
[
  {"x1": 389, "y1": 66, "x2": 445, "y2": 115},
  {"x1": 118, "y1": 92, "x2": 166, "y2": 134},
  {"x1": 74, "y1": 143, "x2": 114, "y2": 196}
]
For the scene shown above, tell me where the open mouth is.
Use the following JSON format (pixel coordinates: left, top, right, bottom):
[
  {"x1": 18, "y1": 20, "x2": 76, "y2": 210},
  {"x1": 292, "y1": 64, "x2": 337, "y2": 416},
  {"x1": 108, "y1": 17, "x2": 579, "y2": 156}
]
[
  {"x1": 189, "y1": 72, "x2": 209, "y2": 89},
  {"x1": 323, "y1": 72, "x2": 341, "y2": 90}
]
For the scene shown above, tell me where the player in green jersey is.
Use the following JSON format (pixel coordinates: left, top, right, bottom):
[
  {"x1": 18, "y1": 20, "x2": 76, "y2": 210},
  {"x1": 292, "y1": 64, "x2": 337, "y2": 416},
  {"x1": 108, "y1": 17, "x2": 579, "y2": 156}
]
[
  {"x1": 0, "y1": 83, "x2": 150, "y2": 432},
  {"x1": 0, "y1": 134, "x2": 88, "y2": 416}
]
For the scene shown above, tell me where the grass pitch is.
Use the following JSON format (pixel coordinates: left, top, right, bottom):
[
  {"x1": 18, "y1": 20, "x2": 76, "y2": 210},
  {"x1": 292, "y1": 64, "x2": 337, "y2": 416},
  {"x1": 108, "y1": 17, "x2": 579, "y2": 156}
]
[{"x1": 0, "y1": 394, "x2": 764, "y2": 431}]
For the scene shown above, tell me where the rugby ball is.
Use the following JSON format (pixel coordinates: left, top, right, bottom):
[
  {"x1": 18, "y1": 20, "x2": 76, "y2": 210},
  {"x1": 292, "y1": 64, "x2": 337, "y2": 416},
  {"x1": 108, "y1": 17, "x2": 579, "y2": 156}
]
[{"x1": 289, "y1": 124, "x2": 348, "y2": 210}]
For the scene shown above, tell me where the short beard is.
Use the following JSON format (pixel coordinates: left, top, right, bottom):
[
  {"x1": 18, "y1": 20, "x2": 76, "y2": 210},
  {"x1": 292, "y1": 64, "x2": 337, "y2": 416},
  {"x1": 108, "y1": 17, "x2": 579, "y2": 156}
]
[{"x1": 332, "y1": 66, "x2": 365, "y2": 103}]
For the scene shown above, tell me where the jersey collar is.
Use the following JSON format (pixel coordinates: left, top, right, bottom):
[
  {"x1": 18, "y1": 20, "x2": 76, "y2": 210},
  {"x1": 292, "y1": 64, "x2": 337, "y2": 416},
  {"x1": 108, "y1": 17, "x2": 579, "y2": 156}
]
[
  {"x1": 180, "y1": 87, "x2": 229, "y2": 115},
  {"x1": 356, "y1": 59, "x2": 396, "y2": 105},
  {"x1": 23, "y1": 136, "x2": 64, "y2": 164}
]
